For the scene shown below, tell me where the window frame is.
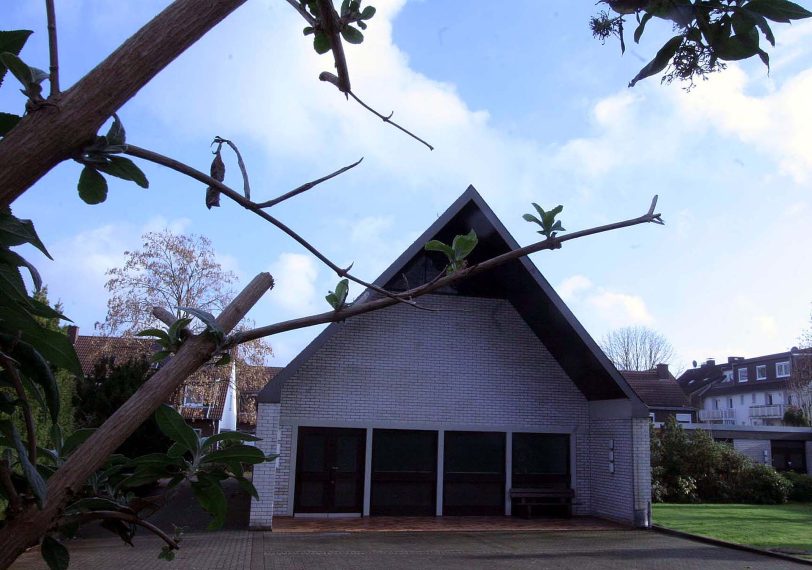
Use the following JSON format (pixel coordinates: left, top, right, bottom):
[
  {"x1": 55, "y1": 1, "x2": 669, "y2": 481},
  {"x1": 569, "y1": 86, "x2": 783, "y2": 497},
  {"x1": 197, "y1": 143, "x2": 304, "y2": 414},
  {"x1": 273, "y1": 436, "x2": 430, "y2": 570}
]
[
  {"x1": 776, "y1": 361, "x2": 790, "y2": 378},
  {"x1": 756, "y1": 365, "x2": 767, "y2": 380},
  {"x1": 738, "y1": 367, "x2": 749, "y2": 382}
]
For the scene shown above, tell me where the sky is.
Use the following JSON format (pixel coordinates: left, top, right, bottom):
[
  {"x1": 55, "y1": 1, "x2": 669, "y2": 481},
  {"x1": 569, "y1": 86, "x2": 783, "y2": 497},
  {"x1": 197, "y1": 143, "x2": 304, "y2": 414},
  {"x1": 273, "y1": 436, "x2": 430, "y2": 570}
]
[{"x1": 2, "y1": 0, "x2": 812, "y2": 373}]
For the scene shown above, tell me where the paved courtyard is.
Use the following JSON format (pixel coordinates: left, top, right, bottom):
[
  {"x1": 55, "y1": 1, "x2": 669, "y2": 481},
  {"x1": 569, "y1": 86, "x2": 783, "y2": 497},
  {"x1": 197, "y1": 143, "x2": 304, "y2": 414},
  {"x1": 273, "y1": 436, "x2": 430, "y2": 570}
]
[{"x1": 11, "y1": 529, "x2": 811, "y2": 569}]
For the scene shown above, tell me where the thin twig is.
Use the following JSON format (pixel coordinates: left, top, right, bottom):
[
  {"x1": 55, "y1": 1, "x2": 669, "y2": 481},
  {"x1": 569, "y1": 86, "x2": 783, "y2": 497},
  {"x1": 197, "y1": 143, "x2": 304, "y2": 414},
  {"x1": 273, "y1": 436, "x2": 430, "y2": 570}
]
[
  {"x1": 0, "y1": 460, "x2": 22, "y2": 513},
  {"x1": 320, "y1": 73, "x2": 434, "y2": 151},
  {"x1": 285, "y1": 0, "x2": 316, "y2": 26},
  {"x1": 255, "y1": 157, "x2": 363, "y2": 208},
  {"x1": 124, "y1": 145, "x2": 423, "y2": 311},
  {"x1": 213, "y1": 137, "x2": 251, "y2": 200},
  {"x1": 45, "y1": 0, "x2": 60, "y2": 96},
  {"x1": 66, "y1": 511, "x2": 179, "y2": 550},
  {"x1": 227, "y1": 197, "x2": 664, "y2": 346},
  {"x1": 0, "y1": 353, "x2": 37, "y2": 465}
]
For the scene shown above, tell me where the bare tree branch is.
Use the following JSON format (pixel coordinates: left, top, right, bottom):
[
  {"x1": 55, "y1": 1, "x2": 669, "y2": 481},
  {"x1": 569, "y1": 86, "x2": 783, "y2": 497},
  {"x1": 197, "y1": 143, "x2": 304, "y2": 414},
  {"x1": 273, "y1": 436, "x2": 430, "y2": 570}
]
[
  {"x1": 255, "y1": 157, "x2": 363, "y2": 208},
  {"x1": 65, "y1": 511, "x2": 179, "y2": 550},
  {"x1": 123, "y1": 144, "x2": 424, "y2": 312},
  {"x1": 285, "y1": 0, "x2": 316, "y2": 26},
  {"x1": 45, "y1": 0, "x2": 60, "y2": 96},
  {"x1": 0, "y1": 352, "x2": 37, "y2": 465},
  {"x1": 228, "y1": 197, "x2": 664, "y2": 345},
  {"x1": 320, "y1": 72, "x2": 434, "y2": 151}
]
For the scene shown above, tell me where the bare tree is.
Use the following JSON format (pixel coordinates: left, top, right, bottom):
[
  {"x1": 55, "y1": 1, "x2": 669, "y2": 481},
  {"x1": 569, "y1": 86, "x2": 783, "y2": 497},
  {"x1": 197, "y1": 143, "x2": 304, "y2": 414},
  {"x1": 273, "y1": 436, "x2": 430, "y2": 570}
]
[
  {"x1": 600, "y1": 326, "x2": 675, "y2": 372},
  {"x1": 787, "y1": 321, "x2": 812, "y2": 422}
]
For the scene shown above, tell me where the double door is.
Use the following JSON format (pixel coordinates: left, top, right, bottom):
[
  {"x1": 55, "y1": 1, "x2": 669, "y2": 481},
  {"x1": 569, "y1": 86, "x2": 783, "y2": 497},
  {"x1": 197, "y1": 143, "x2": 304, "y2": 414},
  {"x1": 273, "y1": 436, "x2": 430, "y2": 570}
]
[{"x1": 294, "y1": 427, "x2": 366, "y2": 514}]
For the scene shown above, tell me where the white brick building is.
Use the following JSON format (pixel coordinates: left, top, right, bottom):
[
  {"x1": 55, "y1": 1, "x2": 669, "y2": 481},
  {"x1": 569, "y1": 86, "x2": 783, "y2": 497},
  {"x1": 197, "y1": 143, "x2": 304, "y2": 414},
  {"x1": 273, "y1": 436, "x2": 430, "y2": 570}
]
[{"x1": 249, "y1": 187, "x2": 651, "y2": 529}]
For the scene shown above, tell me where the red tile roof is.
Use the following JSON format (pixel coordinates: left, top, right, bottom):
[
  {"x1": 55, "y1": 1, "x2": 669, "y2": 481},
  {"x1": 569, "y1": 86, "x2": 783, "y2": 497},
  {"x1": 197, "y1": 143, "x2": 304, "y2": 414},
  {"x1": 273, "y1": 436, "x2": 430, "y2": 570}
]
[{"x1": 621, "y1": 370, "x2": 692, "y2": 409}]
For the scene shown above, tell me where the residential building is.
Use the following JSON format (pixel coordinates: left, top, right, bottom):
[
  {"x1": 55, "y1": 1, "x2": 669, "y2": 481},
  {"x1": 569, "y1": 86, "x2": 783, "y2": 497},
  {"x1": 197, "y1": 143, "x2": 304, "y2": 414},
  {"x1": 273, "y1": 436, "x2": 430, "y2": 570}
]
[
  {"x1": 70, "y1": 327, "x2": 279, "y2": 435},
  {"x1": 621, "y1": 364, "x2": 696, "y2": 425},
  {"x1": 250, "y1": 186, "x2": 652, "y2": 530},
  {"x1": 678, "y1": 350, "x2": 811, "y2": 427}
]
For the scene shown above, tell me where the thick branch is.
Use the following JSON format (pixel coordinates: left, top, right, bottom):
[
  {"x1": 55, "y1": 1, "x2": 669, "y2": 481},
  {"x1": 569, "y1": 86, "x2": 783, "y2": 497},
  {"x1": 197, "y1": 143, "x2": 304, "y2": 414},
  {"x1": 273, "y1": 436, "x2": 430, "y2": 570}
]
[
  {"x1": 255, "y1": 157, "x2": 363, "y2": 208},
  {"x1": 0, "y1": 0, "x2": 248, "y2": 209},
  {"x1": 0, "y1": 273, "x2": 272, "y2": 569},
  {"x1": 45, "y1": 0, "x2": 60, "y2": 96},
  {"x1": 285, "y1": 0, "x2": 316, "y2": 26},
  {"x1": 0, "y1": 353, "x2": 37, "y2": 465},
  {"x1": 66, "y1": 511, "x2": 179, "y2": 550},
  {"x1": 229, "y1": 198, "x2": 663, "y2": 345},
  {"x1": 0, "y1": 460, "x2": 22, "y2": 514},
  {"x1": 317, "y1": 0, "x2": 351, "y2": 93}
]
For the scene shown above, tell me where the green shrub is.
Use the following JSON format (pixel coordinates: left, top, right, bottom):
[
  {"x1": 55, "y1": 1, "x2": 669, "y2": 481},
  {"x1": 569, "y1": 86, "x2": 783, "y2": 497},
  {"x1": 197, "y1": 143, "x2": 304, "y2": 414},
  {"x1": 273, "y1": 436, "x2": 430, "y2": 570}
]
[
  {"x1": 783, "y1": 405, "x2": 810, "y2": 427},
  {"x1": 731, "y1": 463, "x2": 790, "y2": 504},
  {"x1": 782, "y1": 471, "x2": 812, "y2": 502}
]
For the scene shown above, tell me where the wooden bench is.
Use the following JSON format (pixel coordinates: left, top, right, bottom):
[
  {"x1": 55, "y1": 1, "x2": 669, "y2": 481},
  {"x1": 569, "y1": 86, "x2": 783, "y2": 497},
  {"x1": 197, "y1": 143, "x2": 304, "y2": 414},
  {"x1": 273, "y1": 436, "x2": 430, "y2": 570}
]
[{"x1": 509, "y1": 488, "x2": 575, "y2": 518}]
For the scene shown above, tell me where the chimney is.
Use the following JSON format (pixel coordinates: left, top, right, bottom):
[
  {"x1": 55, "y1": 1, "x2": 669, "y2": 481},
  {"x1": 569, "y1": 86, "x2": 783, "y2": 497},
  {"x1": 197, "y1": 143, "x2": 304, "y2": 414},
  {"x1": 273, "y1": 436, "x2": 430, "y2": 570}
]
[
  {"x1": 728, "y1": 356, "x2": 743, "y2": 363},
  {"x1": 66, "y1": 325, "x2": 79, "y2": 345},
  {"x1": 705, "y1": 358, "x2": 716, "y2": 367},
  {"x1": 656, "y1": 363, "x2": 669, "y2": 380}
]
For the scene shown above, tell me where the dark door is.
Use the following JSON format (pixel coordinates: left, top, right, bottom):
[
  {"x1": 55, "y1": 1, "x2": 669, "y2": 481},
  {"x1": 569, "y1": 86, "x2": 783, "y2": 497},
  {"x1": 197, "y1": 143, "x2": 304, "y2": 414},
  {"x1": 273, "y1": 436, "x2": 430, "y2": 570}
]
[
  {"x1": 443, "y1": 431, "x2": 506, "y2": 516},
  {"x1": 772, "y1": 440, "x2": 807, "y2": 473},
  {"x1": 371, "y1": 429, "x2": 437, "y2": 515},
  {"x1": 294, "y1": 427, "x2": 366, "y2": 514},
  {"x1": 512, "y1": 433, "x2": 570, "y2": 489}
]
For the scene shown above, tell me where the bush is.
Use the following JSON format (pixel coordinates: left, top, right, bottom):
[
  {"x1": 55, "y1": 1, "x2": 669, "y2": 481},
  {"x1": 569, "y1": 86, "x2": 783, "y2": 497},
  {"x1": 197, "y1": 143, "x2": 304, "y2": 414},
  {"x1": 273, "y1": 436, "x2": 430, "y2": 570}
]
[
  {"x1": 651, "y1": 417, "x2": 790, "y2": 504},
  {"x1": 783, "y1": 405, "x2": 810, "y2": 427},
  {"x1": 782, "y1": 471, "x2": 812, "y2": 502}
]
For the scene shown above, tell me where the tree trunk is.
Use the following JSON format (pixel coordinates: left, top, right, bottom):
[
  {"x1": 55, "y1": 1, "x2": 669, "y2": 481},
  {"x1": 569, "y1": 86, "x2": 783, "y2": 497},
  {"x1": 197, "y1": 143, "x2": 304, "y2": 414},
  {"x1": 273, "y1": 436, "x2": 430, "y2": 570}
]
[
  {"x1": 0, "y1": 273, "x2": 272, "y2": 569},
  {"x1": 0, "y1": 0, "x2": 247, "y2": 209}
]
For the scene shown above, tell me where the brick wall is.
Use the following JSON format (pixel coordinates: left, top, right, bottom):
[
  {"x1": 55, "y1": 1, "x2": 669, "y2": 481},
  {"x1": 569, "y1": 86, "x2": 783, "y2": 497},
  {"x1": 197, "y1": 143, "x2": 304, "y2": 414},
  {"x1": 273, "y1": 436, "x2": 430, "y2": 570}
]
[
  {"x1": 249, "y1": 402, "x2": 280, "y2": 529},
  {"x1": 250, "y1": 294, "x2": 642, "y2": 525}
]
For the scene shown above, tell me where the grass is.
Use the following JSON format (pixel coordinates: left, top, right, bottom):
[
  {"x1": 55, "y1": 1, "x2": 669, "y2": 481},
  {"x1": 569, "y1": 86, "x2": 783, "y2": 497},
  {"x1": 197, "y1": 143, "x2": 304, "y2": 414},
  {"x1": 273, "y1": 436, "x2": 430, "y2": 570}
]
[{"x1": 653, "y1": 503, "x2": 812, "y2": 554}]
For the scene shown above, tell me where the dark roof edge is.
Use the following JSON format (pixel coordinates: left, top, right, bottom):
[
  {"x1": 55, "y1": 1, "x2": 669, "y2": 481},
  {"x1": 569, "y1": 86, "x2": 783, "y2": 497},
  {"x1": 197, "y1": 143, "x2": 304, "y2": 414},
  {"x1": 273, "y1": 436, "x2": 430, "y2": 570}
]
[{"x1": 259, "y1": 185, "x2": 647, "y2": 415}]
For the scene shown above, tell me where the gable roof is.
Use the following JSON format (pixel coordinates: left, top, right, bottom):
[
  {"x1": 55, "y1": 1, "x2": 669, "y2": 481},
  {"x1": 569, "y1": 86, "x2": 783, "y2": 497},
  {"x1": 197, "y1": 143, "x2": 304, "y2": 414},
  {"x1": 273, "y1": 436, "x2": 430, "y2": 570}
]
[
  {"x1": 260, "y1": 185, "x2": 646, "y2": 414},
  {"x1": 621, "y1": 370, "x2": 692, "y2": 410}
]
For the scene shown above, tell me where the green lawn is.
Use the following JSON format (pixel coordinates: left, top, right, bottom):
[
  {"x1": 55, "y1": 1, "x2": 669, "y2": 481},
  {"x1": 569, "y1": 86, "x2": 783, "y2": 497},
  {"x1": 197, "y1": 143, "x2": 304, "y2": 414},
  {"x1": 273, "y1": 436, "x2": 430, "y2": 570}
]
[{"x1": 653, "y1": 503, "x2": 812, "y2": 554}]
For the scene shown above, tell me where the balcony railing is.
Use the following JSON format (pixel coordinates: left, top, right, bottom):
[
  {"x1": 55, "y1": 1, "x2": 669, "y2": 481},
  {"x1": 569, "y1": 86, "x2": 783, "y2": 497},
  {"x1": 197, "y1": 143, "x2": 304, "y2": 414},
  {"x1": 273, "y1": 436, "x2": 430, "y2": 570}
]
[
  {"x1": 698, "y1": 409, "x2": 736, "y2": 422},
  {"x1": 749, "y1": 404, "x2": 786, "y2": 419}
]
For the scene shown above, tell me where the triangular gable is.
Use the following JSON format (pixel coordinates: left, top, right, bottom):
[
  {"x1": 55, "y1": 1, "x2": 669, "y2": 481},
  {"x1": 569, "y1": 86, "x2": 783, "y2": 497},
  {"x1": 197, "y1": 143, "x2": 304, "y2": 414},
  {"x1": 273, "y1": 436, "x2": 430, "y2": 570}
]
[{"x1": 260, "y1": 185, "x2": 646, "y2": 413}]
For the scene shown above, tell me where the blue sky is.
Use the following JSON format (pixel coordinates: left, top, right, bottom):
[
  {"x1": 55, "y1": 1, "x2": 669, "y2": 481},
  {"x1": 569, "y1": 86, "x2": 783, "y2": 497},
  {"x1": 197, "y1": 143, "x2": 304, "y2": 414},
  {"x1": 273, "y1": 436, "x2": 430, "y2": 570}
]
[{"x1": 3, "y1": 1, "x2": 811, "y2": 371}]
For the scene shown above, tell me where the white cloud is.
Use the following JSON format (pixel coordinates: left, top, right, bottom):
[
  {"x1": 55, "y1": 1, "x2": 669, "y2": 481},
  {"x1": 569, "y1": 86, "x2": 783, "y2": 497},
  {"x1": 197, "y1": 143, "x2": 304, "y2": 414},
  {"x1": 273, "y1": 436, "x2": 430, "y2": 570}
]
[
  {"x1": 557, "y1": 275, "x2": 593, "y2": 302},
  {"x1": 587, "y1": 291, "x2": 654, "y2": 327},
  {"x1": 267, "y1": 253, "x2": 320, "y2": 315},
  {"x1": 350, "y1": 215, "x2": 394, "y2": 244}
]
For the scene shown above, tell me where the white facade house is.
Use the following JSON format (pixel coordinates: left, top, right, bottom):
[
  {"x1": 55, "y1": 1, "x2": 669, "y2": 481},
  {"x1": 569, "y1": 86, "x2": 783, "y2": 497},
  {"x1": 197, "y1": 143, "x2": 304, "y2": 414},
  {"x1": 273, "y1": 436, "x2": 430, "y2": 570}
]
[{"x1": 249, "y1": 187, "x2": 652, "y2": 530}]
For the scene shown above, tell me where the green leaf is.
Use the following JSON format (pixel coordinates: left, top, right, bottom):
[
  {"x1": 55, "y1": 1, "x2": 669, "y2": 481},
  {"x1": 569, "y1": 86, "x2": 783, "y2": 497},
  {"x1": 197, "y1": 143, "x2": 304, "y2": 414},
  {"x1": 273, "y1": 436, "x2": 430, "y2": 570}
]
[
  {"x1": 713, "y1": 34, "x2": 760, "y2": 61},
  {"x1": 745, "y1": 0, "x2": 812, "y2": 22},
  {"x1": 64, "y1": 497, "x2": 123, "y2": 515},
  {"x1": 0, "y1": 247, "x2": 42, "y2": 291},
  {"x1": 341, "y1": 25, "x2": 364, "y2": 44},
  {"x1": 178, "y1": 307, "x2": 221, "y2": 336},
  {"x1": 95, "y1": 157, "x2": 148, "y2": 189},
  {"x1": 634, "y1": 12, "x2": 653, "y2": 43},
  {"x1": 303, "y1": 26, "x2": 315, "y2": 36},
  {"x1": 202, "y1": 444, "x2": 266, "y2": 465},
  {"x1": 12, "y1": 339, "x2": 60, "y2": 422},
  {"x1": 105, "y1": 115, "x2": 126, "y2": 146},
  {"x1": 0, "y1": 112, "x2": 21, "y2": 137},
  {"x1": 191, "y1": 476, "x2": 227, "y2": 530},
  {"x1": 0, "y1": 52, "x2": 34, "y2": 89},
  {"x1": 361, "y1": 6, "x2": 376, "y2": 19},
  {"x1": 451, "y1": 230, "x2": 478, "y2": 261},
  {"x1": 203, "y1": 431, "x2": 261, "y2": 450},
  {"x1": 41, "y1": 536, "x2": 69, "y2": 570},
  {"x1": 150, "y1": 350, "x2": 171, "y2": 363},
  {"x1": 314, "y1": 32, "x2": 331, "y2": 54},
  {"x1": 522, "y1": 213, "x2": 542, "y2": 226},
  {"x1": 22, "y1": 326, "x2": 81, "y2": 374},
  {"x1": 0, "y1": 419, "x2": 47, "y2": 507},
  {"x1": 629, "y1": 35, "x2": 683, "y2": 87},
  {"x1": 0, "y1": 210, "x2": 52, "y2": 258},
  {"x1": 136, "y1": 328, "x2": 171, "y2": 342},
  {"x1": 0, "y1": 30, "x2": 33, "y2": 89},
  {"x1": 154, "y1": 404, "x2": 199, "y2": 454},
  {"x1": 77, "y1": 167, "x2": 108, "y2": 205},
  {"x1": 341, "y1": 0, "x2": 351, "y2": 17},
  {"x1": 327, "y1": 278, "x2": 349, "y2": 310},
  {"x1": 235, "y1": 475, "x2": 259, "y2": 499},
  {"x1": 424, "y1": 240, "x2": 455, "y2": 260},
  {"x1": 62, "y1": 428, "x2": 95, "y2": 456}
]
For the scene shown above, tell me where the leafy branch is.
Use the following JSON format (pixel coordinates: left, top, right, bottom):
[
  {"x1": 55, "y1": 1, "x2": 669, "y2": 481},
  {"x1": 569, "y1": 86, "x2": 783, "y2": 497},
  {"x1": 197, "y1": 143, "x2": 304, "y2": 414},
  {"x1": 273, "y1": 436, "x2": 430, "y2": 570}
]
[
  {"x1": 424, "y1": 230, "x2": 478, "y2": 275},
  {"x1": 523, "y1": 203, "x2": 566, "y2": 239}
]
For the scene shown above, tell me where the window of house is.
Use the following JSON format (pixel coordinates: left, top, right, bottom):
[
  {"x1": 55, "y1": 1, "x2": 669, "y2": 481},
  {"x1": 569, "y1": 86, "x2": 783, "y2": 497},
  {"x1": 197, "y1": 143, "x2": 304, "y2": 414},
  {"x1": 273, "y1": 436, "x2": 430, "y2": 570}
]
[
  {"x1": 788, "y1": 394, "x2": 794, "y2": 405},
  {"x1": 713, "y1": 399, "x2": 719, "y2": 410},
  {"x1": 675, "y1": 413, "x2": 692, "y2": 423},
  {"x1": 752, "y1": 393, "x2": 757, "y2": 404},
  {"x1": 738, "y1": 368, "x2": 749, "y2": 382},
  {"x1": 776, "y1": 361, "x2": 790, "y2": 378},
  {"x1": 722, "y1": 370, "x2": 733, "y2": 382},
  {"x1": 183, "y1": 385, "x2": 205, "y2": 407},
  {"x1": 727, "y1": 398, "x2": 734, "y2": 409},
  {"x1": 767, "y1": 393, "x2": 774, "y2": 405},
  {"x1": 756, "y1": 365, "x2": 767, "y2": 380},
  {"x1": 740, "y1": 395, "x2": 745, "y2": 405}
]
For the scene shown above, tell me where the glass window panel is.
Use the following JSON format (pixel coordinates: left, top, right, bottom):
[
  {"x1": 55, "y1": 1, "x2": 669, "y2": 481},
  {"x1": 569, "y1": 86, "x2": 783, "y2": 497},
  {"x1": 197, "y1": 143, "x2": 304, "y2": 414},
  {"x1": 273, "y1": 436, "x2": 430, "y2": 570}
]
[
  {"x1": 298, "y1": 481, "x2": 325, "y2": 508},
  {"x1": 335, "y1": 435, "x2": 359, "y2": 473},
  {"x1": 373, "y1": 430, "x2": 436, "y2": 472},
  {"x1": 512, "y1": 433, "x2": 569, "y2": 475},
  {"x1": 299, "y1": 433, "x2": 326, "y2": 472},
  {"x1": 372, "y1": 482, "x2": 435, "y2": 508},
  {"x1": 444, "y1": 432, "x2": 505, "y2": 473}
]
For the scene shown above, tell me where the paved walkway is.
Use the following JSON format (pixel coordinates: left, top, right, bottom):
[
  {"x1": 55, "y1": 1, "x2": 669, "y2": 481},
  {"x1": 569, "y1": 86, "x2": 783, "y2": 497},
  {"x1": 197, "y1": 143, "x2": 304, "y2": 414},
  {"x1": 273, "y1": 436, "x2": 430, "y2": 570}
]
[{"x1": 11, "y1": 529, "x2": 810, "y2": 569}]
